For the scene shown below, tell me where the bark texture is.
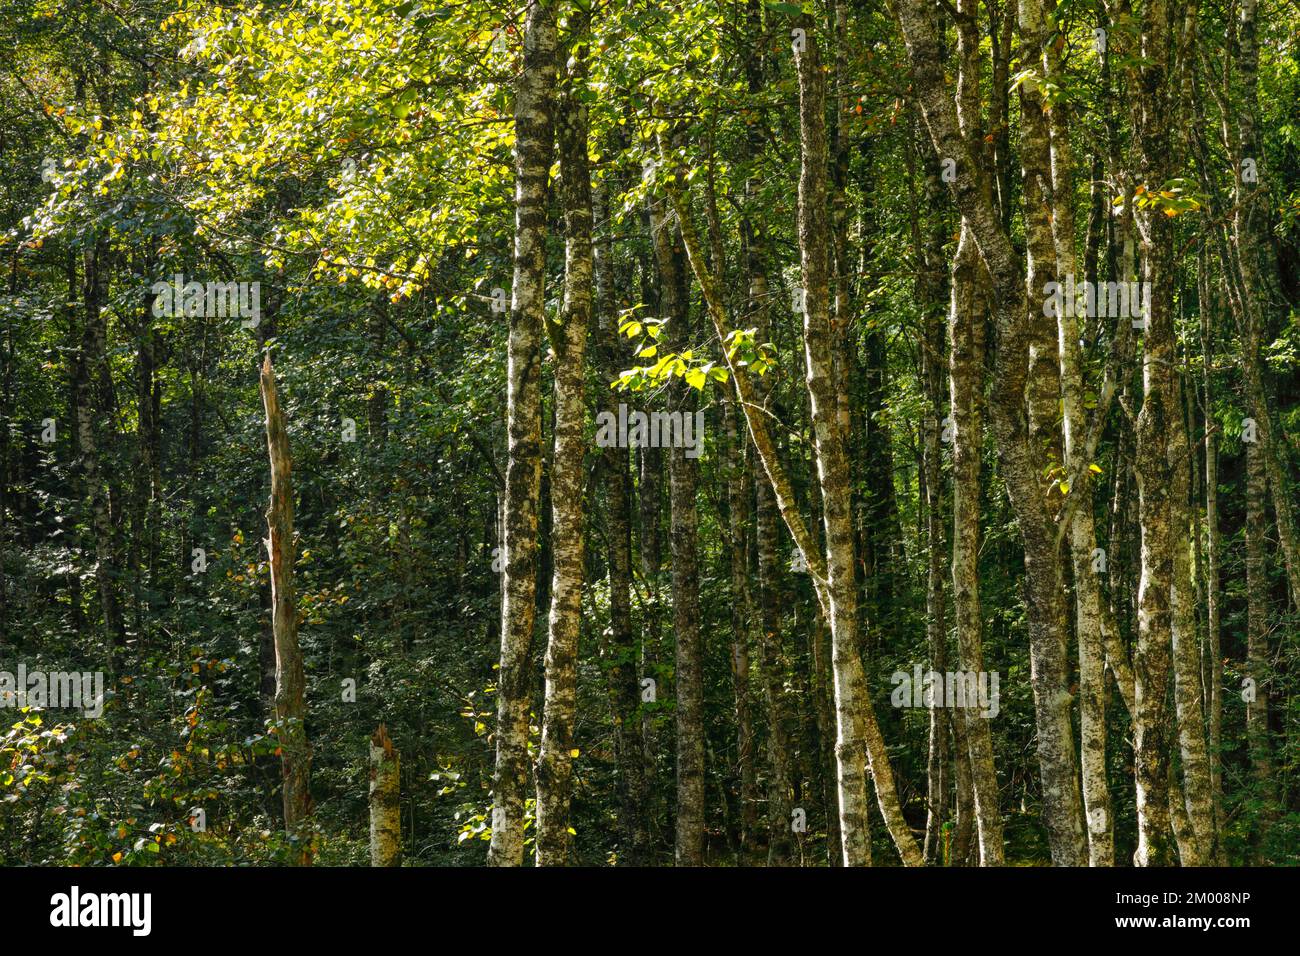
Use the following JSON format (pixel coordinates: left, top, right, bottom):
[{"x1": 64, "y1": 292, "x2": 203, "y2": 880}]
[
  {"x1": 489, "y1": 0, "x2": 557, "y2": 867},
  {"x1": 535, "y1": 40, "x2": 592, "y2": 865},
  {"x1": 260, "y1": 353, "x2": 312, "y2": 865},
  {"x1": 369, "y1": 724, "x2": 401, "y2": 867},
  {"x1": 794, "y1": 17, "x2": 921, "y2": 867}
]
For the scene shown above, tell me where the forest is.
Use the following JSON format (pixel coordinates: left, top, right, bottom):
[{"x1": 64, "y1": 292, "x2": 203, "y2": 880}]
[{"x1": 0, "y1": 0, "x2": 1297, "y2": 870}]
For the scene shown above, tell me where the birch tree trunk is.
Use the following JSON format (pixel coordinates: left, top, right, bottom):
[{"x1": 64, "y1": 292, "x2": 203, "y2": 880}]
[
  {"x1": 1015, "y1": 0, "x2": 1089, "y2": 868},
  {"x1": 949, "y1": 0, "x2": 1005, "y2": 863},
  {"x1": 795, "y1": 15, "x2": 868, "y2": 866},
  {"x1": 724, "y1": 396, "x2": 761, "y2": 862},
  {"x1": 1200, "y1": 273, "x2": 1226, "y2": 861},
  {"x1": 752, "y1": 279, "x2": 796, "y2": 867},
  {"x1": 1131, "y1": 0, "x2": 1179, "y2": 867},
  {"x1": 647, "y1": 159, "x2": 705, "y2": 866},
  {"x1": 1043, "y1": 15, "x2": 1114, "y2": 866},
  {"x1": 535, "y1": 38, "x2": 592, "y2": 865},
  {"x1": 916, "y1": 145, "x2": 950, "y2": 865},
  {"x1": 1169, "y1": 366, "x2": 1216, "y2": 865},
  {"x1": 1106, "y1": 227, "x2": 1141, "y2": 719},
  {"x1": 793, "y1": 16, "x2": 921, "y2": 867},
  {"x1": 638, "y1": 439, "x2": 663, "y2": 837},
  {"x1": 655, "y1": 142, "x2": 921, "y2": 868},
  {"x1": 738, "y1": 0, "x2": 796, "y2": 864},
  {"x1": 260, "y1": 353, "x2": 312, "y2": 865},
  {"x1": 369, "y1": 725, "x2": 401, "y2": 867},
  {"x1": 949, "y1": 229, "x2": 1003, "y2": 865},
  {"x1": 668, "y1": 350, "x2": 705, "y2": 866},
  {"x1": 635, "y1": 197, "x2": 666, "y2": 844},
  {"x1": 951, "y1": 706, "x2": 975, "y2": 866},
  {"x1": 594, "y1": 182, "x2": 648, "y2": 864},
  {"x1": 489, "y1": 0, "x2": 557, "y2": 867},
  {"x1": 1245, "y1": 439, "x2": 1278, "y2": 857}
]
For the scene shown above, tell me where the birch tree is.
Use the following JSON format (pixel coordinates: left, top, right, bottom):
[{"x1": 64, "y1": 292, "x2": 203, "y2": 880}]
[
  {"x1": 489, "y1": 0, "x2": 558, "y2": 867},
  {"x1": 260, "y1": 353, "x2": 312, "y2": 865},
  {"x1": 535, "y1": 21, "x2": 593, "y2": 865}
]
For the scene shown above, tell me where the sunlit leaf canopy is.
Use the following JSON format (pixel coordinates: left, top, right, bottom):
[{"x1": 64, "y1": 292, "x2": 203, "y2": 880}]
[{"x1": 25, "y1": 0, "x2": 907, "y2": 340}]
